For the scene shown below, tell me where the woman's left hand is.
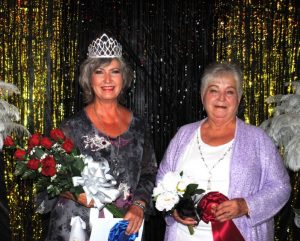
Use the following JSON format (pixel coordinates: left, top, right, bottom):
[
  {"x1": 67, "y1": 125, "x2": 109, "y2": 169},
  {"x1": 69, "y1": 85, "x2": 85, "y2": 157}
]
[
  {"x1": 214, "y1": 198, "x2": 249, "y2": 222},
  {"x1": 123, "y1": 201, "x2": 145, "y2": 235},
  {"x1": 60, "y1": 192, "x2": 94, "y2": 208}
]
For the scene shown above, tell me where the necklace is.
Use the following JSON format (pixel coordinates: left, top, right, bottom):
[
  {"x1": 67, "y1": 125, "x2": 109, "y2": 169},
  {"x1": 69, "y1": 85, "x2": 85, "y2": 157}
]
[
  {"x1": 93, "y1": 103, "x2": 121, "y2": 156},
  {"x1": 196, "y1": 129, "x2": 233, "y2": 190}
]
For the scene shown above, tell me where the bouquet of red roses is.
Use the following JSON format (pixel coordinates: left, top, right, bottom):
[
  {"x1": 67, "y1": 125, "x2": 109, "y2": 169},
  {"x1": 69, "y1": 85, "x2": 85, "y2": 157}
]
[{"x1": 4, "y1": 128, "x2": 85, "y2": 198}]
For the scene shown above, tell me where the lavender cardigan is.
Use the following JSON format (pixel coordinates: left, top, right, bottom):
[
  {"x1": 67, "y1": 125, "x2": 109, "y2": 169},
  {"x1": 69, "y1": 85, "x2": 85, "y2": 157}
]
[{"x1": 156, "y1": 118, "x2": 291, "y2": 241}]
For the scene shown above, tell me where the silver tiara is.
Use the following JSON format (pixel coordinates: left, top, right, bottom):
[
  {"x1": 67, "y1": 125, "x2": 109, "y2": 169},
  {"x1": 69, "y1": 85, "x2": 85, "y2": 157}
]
[{"x1": 87, "y1": 34, "x2": 122, "y2": 58}]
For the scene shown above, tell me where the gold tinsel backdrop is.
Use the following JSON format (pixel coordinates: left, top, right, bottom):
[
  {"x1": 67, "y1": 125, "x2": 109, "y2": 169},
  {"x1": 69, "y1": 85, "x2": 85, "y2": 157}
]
[{"x1": 0, "y1": 0, "x2": 299, "y2": 241}]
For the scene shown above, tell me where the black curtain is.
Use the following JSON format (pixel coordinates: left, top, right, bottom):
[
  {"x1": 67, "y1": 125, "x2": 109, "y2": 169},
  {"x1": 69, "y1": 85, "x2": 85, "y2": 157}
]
[
  {"x1": 74, "y1": 1, "x2": 215, "y2": 240},
  {"x1": 75, "y1": 0, "x2": 215, "y2": 161}
]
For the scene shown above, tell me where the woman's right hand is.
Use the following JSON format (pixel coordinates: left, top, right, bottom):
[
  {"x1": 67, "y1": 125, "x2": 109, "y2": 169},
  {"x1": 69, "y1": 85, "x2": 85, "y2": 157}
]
[
  {"x1": 172, "y1": 209, "x2": 198, "y2": 226},
  {"x1": 60, "y1": 192, "x2": 94, "y2": 208}
]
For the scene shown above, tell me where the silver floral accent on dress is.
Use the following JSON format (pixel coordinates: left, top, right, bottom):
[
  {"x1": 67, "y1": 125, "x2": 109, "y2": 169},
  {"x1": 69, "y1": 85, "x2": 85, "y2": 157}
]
[
  {"x1": 82, "y1": 134, "x2": 111, "y2": 151},
  {"x1": 118, "y1": 183, "x2": 131, "y2": 200}
]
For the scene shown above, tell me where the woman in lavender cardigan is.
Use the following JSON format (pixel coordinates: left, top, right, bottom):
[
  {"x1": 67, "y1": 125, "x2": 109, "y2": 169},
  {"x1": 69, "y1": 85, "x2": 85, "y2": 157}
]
[{"x1": 156, "y1": 62, "x2": 291, "y2": 241}]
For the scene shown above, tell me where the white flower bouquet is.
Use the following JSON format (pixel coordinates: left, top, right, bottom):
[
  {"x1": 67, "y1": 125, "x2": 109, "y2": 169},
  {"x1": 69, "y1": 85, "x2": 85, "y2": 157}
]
[{"x1": 153, "y1": 171, "x2": 205, "y2": 234}]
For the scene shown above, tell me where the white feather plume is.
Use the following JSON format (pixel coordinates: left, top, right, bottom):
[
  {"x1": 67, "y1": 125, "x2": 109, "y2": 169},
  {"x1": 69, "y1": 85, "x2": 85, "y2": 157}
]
[
  {"x1": 260, "y1": 118, "x2": 272, "y2": 134},
  {"x1": 0, "y1": 80, "x2": 29, "y2": 150},
  {"x1": 268, "y1": 113, "x2": 300, "y2": 147},
  {"x1": 265, "y1": 94, "x2": 283, "y2": 105},
  {"x1": 0, "y1": 100, "x2": 21, "y2": 121},
  {"x1": 289, "y1": 81, "x2": 300, "y2": 95},
  {"x1": 294, "y1": 208, "x2": 300, "y2": 228},
  {"x1": 0, "y1": 81, "x2": 20, "y2": 95},
  {"x1": 260, "y1": 81, "x2": 300, "y2": 172},
  {"x1": 284, "y1": 135, "x2": 300, "y2": 171},
  {"x1": 263, "y1": 81, "x2": 300, "y2": 228}
]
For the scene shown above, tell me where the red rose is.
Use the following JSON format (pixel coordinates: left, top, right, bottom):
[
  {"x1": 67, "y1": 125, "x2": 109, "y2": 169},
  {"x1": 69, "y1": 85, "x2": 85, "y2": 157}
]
[
  {"x1": 50, "y1": 128, "x2": 65, "y2": 141},
  {"x1": 41, "y1": 156, "x2": 56, "y2": 176},
  {"x1": 197, "y1": 191, "x2": 228, "y2": 223},
  {"x1": 62, "y1": 138, "x2": 74, "y2": 153},
  {"x1": 3, "y1": 136, "x2": 14, "y2": 147},
  {"x1": 197, "y1": 192, "x2": 245, "y2": 240},
  {"x1": 14, "y1": 149, "x2": 27, "y2": 160},
  {"x1": 28, "y1": 133, "x2": 41, "y2": 148},
  {"x1": 40, "y1": 137, "x2": 53, "y2": 149},
  {"x1": 27, "y1": 159, "x2": 40, "y2": 170}
]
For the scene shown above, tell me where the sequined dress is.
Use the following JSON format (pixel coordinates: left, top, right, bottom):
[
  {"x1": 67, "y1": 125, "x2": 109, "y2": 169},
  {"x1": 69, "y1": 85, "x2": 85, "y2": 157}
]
[{"x1": 37, "y1": 109, "x2": 157, "y2": 241}]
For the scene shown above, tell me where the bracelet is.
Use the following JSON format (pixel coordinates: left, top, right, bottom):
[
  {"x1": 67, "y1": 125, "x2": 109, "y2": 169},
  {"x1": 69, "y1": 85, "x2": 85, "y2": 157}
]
[{"x1": 132, "y1": 201, "x2": 146, "y2": 212}]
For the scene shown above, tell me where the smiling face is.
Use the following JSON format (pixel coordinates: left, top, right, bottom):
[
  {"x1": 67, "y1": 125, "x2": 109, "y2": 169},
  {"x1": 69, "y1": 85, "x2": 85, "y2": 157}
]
[
  {"x1": 202, "y1": 73, "x2": 240, "y2": 122},
  {"x1": 91, "y1": 59, "x2": 123, "y2": 102}
]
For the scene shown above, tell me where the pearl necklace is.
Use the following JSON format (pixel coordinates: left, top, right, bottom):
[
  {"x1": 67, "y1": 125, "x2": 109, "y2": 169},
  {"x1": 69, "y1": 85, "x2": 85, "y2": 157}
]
[{"x1": 197, "y1": 129, "x2": 233, "y2": 190}]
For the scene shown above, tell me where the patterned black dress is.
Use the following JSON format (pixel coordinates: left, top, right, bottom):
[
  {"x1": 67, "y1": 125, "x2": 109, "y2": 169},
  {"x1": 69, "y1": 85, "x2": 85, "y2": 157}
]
[{"x1": 36, "y1": 109, "x2": 157, "y2": 241}]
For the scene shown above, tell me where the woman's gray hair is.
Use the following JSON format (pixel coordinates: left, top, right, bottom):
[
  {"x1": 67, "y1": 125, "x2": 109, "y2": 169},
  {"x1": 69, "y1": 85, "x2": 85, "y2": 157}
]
[
  {"x1": 200, "y1": 62, "x2": 243, "y2": 101},
  {"x1": 79, "y1": 57, "x2": 133, "y2": 103}
]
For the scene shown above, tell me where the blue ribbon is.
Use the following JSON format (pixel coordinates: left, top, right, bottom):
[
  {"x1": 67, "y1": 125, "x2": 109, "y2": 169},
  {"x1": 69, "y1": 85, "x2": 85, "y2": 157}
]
[{"x1": 108, "y1": 220, "x2": 139, "y2": 241}]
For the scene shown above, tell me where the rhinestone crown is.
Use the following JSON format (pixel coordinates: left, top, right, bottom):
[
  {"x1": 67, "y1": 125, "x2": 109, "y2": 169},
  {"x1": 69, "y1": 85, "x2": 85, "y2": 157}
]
[{"x1": 87, "y1": 33, "x2": 122, "y2": 58}]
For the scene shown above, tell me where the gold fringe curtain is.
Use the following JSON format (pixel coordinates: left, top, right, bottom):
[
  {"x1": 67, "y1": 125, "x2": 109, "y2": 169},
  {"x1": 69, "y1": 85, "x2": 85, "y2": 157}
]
[
  {"x1": 0, "y1": 0, "x2": 80, "y2": 240},
  {"x1": 213, "y1": 1, "x2": 300, "y2": 240},
  {"x1": 213, "y1": 0, "x2": 299, "y2": 125}
]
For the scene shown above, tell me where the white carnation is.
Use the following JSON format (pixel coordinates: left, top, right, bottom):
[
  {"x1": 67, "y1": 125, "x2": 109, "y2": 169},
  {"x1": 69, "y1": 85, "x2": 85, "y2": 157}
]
[
  {"x1": 161, "y1": 172, "x2": 181, "y2": 192},
  {"x1": 176, "y1": 175, "x2": 195, "y2": 195},
  {"x1": 152, "y1": 183, "x2": 165, "y2": 197},
  {"x1": 155, "y1": 191, "x2": 179, "y2": 211}
]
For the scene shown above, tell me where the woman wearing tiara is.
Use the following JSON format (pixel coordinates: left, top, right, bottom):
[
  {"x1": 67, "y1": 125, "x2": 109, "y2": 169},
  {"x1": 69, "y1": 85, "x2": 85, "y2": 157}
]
[
  {"x1": 36, "y1": 34, "x2": 157, "y2": 240},
  {"x1": 156, "y1": 62, "x2": 291, "y2": 241}
]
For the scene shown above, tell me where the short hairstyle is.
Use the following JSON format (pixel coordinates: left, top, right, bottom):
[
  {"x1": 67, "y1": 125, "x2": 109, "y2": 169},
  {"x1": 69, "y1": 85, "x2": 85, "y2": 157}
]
[
  {"x1": 79, "y1": 57, "x2": 133, "y2": 103},
  {"x1": 200, "y1": 62, "x2": 243, "y2": 101}
]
